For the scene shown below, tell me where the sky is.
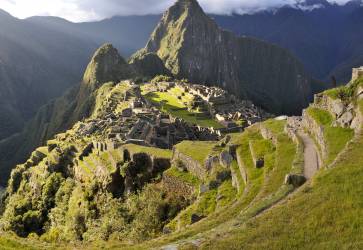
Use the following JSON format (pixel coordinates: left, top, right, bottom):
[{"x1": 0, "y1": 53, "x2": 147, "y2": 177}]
[{"x1": 0, "y1": 0, "x2": 355, "y2": 22}]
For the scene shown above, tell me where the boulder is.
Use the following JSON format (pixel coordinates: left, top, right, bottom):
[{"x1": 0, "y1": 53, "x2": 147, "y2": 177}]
[
  {"x1": 199, "y1": 184, "x2": 209, "y2": 194},
  {"x1": 337, "y1": 111, "x2": 354, "y2": 128},
  {"x1": 331, "y1": 99, "x2": 345, "y2": 118},
  {"x1": 284, "y1": 174, "x2": 306, "y2": 188}
]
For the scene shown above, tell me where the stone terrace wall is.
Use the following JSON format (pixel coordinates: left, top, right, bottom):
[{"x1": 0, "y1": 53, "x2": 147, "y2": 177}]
[
  {"x1": 172, "y1": 148, "x2": 207, "y2": 180},
  {"x1": 302, "y1": 110, "x2": 327, "y2": 160}
]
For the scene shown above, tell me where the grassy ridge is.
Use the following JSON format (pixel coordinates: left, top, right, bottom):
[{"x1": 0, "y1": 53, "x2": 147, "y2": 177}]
[{"x1": 201, "y1": 130, "x2": 363, "y2": 249}]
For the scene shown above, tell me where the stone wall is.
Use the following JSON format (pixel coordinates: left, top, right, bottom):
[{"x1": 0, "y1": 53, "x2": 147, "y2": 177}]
[
  {"x1": 236, "y1": 151, "x2": 248, "y2": 185},
  {"x1": 285, "y1": 117, "x2": 302, "y2": 144},
  {"x1": 302, "y1": 110, "x2": 327, "y2": 160},
  {"x1": 172, "y1": 148, "x2": 207, "y2": 180},
  {"x1": 259, "y1": 124, "x2": 278, "y2": 145}
]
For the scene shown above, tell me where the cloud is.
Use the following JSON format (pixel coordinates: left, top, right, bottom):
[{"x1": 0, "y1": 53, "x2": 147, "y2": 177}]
[{"x1": 0, "y1": 0, "x2": 356, "y2": 22}]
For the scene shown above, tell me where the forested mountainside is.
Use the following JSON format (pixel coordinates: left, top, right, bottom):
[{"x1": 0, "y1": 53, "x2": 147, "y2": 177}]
[{"x1": 0, "y1": 10, "x2": 97, "y2": 140}]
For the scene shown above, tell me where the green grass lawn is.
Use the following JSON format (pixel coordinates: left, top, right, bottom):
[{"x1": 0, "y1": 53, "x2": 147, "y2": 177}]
[
  {"x1": 249, "y1": 139, "x2": 275, "y2": 160},
  {"x1": 306, "y1": 107, "x2": 333, "y2": 126},
  {"x1": 324, "y1": 126, "x2": 354, "y2": 165},
  {"x1": 144, "y1": 91, "x2": 223, "y2": 129},
  {"x1": 262, "y1": 119, "x2": 286, "y2": 135}
]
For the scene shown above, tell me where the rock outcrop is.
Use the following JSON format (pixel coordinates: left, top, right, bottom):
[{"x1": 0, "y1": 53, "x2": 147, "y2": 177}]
[{"x1": 133, "y1": 0, "x2": 314, "y2": 115}]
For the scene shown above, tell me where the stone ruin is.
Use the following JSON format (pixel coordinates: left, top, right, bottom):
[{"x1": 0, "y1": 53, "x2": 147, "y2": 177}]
[
  {"x1": 174, "y1": 82, "x2": 272, "y2": 132},
  {"x1": 75, "y1": 84, "x2": 220, "y2": 153},
  {"x1": 352, "y1": 66, "x2": 363, "y2": 82}
]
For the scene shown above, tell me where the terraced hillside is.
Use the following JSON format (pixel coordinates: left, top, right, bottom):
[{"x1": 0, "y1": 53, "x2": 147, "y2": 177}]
[{"x1": 0, "y1": 73, "x2": 361, "y2": 249}]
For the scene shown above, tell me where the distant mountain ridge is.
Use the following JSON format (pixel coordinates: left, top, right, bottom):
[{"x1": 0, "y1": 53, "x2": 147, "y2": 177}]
[
  {"x1": 0, "y1": 10, "x2": 97, "y2": 140},
  {"x1": 212, "y1": 0, "x2": 363, "y2": 83}
]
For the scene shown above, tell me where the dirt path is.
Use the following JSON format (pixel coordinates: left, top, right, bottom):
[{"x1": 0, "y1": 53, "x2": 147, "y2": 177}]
[{"x1": 297, "y1": 131, "x2": 320, "y2": 179}]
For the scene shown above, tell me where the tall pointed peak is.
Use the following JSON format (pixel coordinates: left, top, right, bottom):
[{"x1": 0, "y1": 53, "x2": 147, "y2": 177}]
[
  {"x1": 83, "y1": 43, "x2": 133, "y2": 89},
  {"x1": 145, "y1": 0, "x2": 215, "y2": 54},
  {"x1": 165, "y1": 0, "x2": 206, "y2": 20}
]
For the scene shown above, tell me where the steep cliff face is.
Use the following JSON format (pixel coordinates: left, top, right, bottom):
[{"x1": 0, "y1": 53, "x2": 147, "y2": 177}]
[
  {"x1": 0, "y1": 44, "x2": 134, "y2": 186},
  {"x1": 134, "y1": 0, "x2": 314, "y2": 115}
]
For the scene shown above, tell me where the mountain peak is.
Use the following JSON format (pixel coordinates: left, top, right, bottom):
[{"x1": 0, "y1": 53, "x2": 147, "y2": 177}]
[
  {"x1": 83, "y1": 43, "x2": 133, "y2": 89},
  {"x1": 136, "y1": 0, "x2": 313, "y2": 114},
  {"x1": 163, "y1": 0, "x2": 207, "y2": 22}
]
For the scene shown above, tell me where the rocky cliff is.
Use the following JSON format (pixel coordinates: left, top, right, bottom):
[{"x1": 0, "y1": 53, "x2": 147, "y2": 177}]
[{"x1": 133, "y1": 0, "x2": 314, "y2": 115}]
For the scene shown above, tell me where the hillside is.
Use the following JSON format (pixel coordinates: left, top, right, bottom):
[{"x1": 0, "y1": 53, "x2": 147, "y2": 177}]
[
  {"x1": 132, "y1": 0, "x2": 314, "y2": 115},
  {"x1": 0, "y1": 72, "x2": 361, "y2": 249},
  {"x1": 0, "y1": 10, "x2": 98, "y2": 141}
]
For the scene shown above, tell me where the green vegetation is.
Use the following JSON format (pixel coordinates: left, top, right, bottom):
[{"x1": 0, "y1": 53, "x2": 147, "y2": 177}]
[
  {"x1": 230, "y1": 160, "x2": 245, "y2": 196},
  {"x1": 217, "y1": 180, "x2": 237, "y2": 208},
  {"x1": 262, "y1": 119, "x2": 286, "y2": 135},
  {"x1": 306, "y1": 107, "x2": 354, "y2": 165},
  {"x1": 200, "y1": 129, "x2": 363, "y2": 249},
  {"x1": 325, "y1": 77, "x2": 363, "y2": 102},
  {"x1": 324, "y1": 126, "x2": 354, "y2": 165},
  {"x1": 174, "y1": 141, "x2": 218, "y2": 165},
  {"x1": 164, "y1": 166, "x2": 200, "y2": 188},
  {"x1": 144, "y1": 91, "x2": 223, "y2": 128},
  {"x1": 121, "y1": 144, "x2": 172, "y2": 159},
  {"x1": 249, "y1": 139, "x2": 275, "y2": 160},
  {"x1": 306, "y1": 107, "x2": 333, "y2": 126}
]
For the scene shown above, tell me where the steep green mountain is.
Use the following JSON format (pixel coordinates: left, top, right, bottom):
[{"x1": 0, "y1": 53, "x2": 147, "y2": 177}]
[
  {"x1": 0, "y1": 44, "x2": 135, "y2": 186},
  {"x1": 0, "y1": 10, "x2": 98, "y2": 140},
  {"x1": 132, "y1": 0, "x2": 314, "y2": 115}
]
